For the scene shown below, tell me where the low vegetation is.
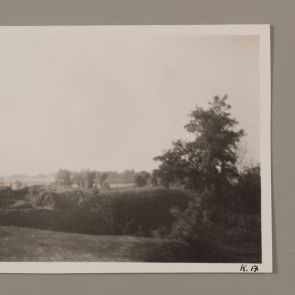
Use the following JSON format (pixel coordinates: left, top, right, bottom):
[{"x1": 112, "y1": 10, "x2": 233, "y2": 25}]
[{"x1": 0, "y1": 186, "x2": 191, "y2": 236}]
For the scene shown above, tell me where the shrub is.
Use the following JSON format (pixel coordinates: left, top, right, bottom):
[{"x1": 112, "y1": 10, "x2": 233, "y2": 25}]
[
  {"x1": 0, "y1": 187, "x2": 191, "y2": 237},
  {"x1": 135, "y1": 175, "x2": 147, "y2": 187},
  {"x1": 168, "y1": 189, "x2": 223, "y2": 258}
]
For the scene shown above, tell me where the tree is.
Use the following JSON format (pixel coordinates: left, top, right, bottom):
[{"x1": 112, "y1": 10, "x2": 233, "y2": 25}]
[
  {"x1": 154, "y1": 95, "x2": 244, "y2": 192},
  {"x1": 135, "y1": 175, "x2": 147, "y2": 187},
  {"x1": 98, "y1": 172, "x2": 110, "y2": 192},
  {"x1": 55, "y1": 169, "x2": 72, "y2": 186},
  {"x1": 237, "y1": 165, "x2": 261, "y2": 215},
  {"x1": 82, "y1": 170, "x2": 96, "y2": 189},
  {"x1": 135, "y1": 171, "x2": 151, "y2": 187},
  {"x1": 153, "y1": 96, "x2": 247, "y2": 253},
  {"x1": 72, "y1": 171, "x2": 85, "y2": 188},
  {"x1": 99, "y1": 172, "x2": 108, "y2": 186}
]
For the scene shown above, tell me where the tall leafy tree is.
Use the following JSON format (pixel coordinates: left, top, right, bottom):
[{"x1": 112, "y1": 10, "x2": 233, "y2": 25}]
[{"x1": 154, "y1": 95, "x2": 244, "y2": 192}]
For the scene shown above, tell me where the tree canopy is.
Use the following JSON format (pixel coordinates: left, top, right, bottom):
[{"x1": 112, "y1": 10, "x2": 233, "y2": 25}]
[{"x1": 154, "y1": 95, "x2": 244, "y2": 192}]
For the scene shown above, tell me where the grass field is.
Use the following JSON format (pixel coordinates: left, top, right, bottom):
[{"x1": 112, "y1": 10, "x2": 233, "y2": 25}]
[
  {"x1": 0, "y1": 226, "x2": 261, "y2": 263},
  {"x1": 0, "y1": 226, "x2": 195, "y2": 262}
]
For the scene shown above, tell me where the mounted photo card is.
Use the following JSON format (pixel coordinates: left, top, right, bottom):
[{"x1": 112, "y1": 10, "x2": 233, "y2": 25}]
[{"x1": 0, "y1": 25, "x2": 271, "y2": 273}]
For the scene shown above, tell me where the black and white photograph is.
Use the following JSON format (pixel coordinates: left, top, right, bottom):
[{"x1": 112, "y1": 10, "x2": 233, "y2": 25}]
[{"x1": 0, "y1": 25, "x2": 271, "y2": 273}]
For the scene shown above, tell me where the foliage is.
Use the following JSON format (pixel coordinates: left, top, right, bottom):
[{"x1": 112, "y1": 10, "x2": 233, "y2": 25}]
[
  {"x1": 235, "y1": 165, "x2": 261, "y2": 215},
  {"x1": 153, "y1": 96, "x2": 261, "y2": 255},
  {"x1": 154, "y1": 95, "x2": 244, "y2": 192},
  {"x1": 168, "y1": 189, "x2": 222, "y2": 255},
  {"x1": 82, "y1": 170, "x2": 96, "y2": 189},
  {"x1": 70, "y1": 170, "x2": 96, "y2": 189},
  {"x1": 0, "y1": 187, "x2": 191, "y2": 236},
  {"x1": 98, "y1": 172, "x2": 108, "y2": 185},
  {"x1": 135, "y1": 171, "x2": 151, "y2": 187},
  {"x1": 54, "y1": 169, "x2": 151, "y2": 189},
  {"x1": 135, "y1": 175, "x2": 147, "y2": 187},
  {"x1": 55, "y1": 169, "x2": 73, "y2": 186}
]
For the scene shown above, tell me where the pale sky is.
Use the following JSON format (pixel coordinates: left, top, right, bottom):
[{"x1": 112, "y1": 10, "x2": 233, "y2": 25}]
[{"x1": 0, "y1": 27, "x2": 259, "y2": 176}]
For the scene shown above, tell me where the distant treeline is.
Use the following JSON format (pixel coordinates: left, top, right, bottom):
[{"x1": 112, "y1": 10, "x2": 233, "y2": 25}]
[{"x1": 55, "y1": 169, "x2": 152, "y2": 189}]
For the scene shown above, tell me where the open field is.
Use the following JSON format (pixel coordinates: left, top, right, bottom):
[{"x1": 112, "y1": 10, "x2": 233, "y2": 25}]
[
  {"x1": 0, "y1": 226, "x2": 261, "y2": 262},
  {"x1": 0, "y1": 226, "x2": 194, "y2": 262}
]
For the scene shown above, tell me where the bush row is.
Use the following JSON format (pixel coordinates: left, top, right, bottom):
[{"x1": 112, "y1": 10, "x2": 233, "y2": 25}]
[{"x1": 0, "y1": 187, "x2": 191, "y2": 236}]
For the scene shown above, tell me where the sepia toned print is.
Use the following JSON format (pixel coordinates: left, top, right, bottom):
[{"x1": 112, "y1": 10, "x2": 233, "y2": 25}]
[{"x1": 0, "y1": 25, "x2": 271, "y2": 273}]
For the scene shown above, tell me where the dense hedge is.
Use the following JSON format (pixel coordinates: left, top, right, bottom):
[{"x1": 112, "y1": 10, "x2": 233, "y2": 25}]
[
  {"x1": 0, "y1": 187, "x2": 191, "y2": 236},
  {"x1": 90, "y1": 188, "x2": 191, "y2": 235}
]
